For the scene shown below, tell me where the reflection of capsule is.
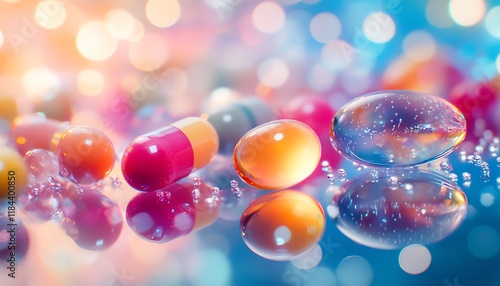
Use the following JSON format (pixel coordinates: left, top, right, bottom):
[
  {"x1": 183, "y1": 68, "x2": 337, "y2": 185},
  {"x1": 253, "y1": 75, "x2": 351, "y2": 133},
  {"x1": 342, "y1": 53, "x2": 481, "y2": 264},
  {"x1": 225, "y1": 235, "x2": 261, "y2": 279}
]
[
  {"x1": 60, "y1": 182, "x2": 123, "y2": 251},
  {"x1": 126, "y1": 181, "x2": 220, "y2": 243},
  {"x1": 121, "y1": 117, "x2": 219, "y2": 192},
  {"x1": 331, "y1": 170, "x2": 468, "y2": 249},
  {"x1": 206, "y1": 97, "x2": 275, "y2": 155},
  {"x1": 12, "y1": 114, "x2": 115, "y2": 185}
]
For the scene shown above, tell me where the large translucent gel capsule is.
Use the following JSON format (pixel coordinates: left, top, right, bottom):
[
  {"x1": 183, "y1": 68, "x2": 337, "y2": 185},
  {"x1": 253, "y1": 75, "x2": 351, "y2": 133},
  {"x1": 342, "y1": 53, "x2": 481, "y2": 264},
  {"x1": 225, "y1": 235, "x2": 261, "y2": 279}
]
[
  {"x1": 240, "y1": 190, "x2": 325, "y2": 261},
  {"x1": 233, "y1": 120, "x2": 321, "y2": 190},
  {"x1": 330, "y1": 170, "x2": 467, "y2": 249},
  {"x1": 330, "y1": 90, "x2": 466, "y2": 166}
]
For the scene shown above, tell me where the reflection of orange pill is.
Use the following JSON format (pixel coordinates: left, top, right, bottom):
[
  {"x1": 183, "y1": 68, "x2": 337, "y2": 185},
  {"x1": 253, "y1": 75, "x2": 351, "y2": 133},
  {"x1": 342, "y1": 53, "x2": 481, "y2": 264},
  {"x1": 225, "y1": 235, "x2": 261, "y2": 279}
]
[
  {"x1": 233, "y1": 120, "x2": 321, "y2": 190},
  {"x1": 58, "y1": 126, "x2": 115, "y2": 186},
  {"x1": 0, "y1": 147, "x2": 28, "y2": 199},
  {"x1": 240, "y1": 190, "x2": 325, "y2": 261}
]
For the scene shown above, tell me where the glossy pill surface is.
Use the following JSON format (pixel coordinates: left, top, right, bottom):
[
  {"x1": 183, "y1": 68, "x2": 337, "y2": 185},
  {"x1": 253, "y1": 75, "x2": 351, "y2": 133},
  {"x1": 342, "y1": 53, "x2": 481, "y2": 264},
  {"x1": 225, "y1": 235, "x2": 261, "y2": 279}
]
[
  {"x1": 58, "y1": 126, "x2": 115, "y2": 185},
  {"x1": 233, "y1": 120, "x2": 321, "y2": 190},
  {"x1": 330, "y1": 90, "x2": 466, "y2": 167},
  {"x1": 240, "y1": 190, "x2": 325, "y2": 261},
  {"x1": 121, "y1": 117, "x2": 219, "y2": 192}
]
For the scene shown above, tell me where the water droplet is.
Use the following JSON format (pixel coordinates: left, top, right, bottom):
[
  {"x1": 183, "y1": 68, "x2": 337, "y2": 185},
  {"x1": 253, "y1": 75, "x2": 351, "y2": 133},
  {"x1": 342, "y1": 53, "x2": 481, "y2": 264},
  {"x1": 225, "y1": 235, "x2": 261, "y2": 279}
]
[
  {"x1": 230, "y1": 180, "x2": 242, "y2": 198},
  {"x1": 211, "y1": 186, "x2": 220, "y2": 200},
  {"x1": 337, "y1": 169, "x2": 347, "y2": 182},
  {"x1": 331, "y1": 170, "x2": 467, "y2": 249},
  {"x1": 388, "y1": 176, "x2": 399, "y2": 190},
  {"x1": 462, "y1": 172, "x2": 472, "y2": 188},
  {"x1": 330, "y1": 91, "x2": 466, "y2": 166},
  {"x1": 327, "y1": 174, "x2": 335, "y2": 184},
  {"x1": 449, "y1": 173, "x2": 458, "y2": 182},
  {"x1": 439, "y1": 161, "x2": 451, "y2": 173},
  {"x1": 460, "y1": 150, "x2": 467, "y2": 162},
  {"x1": 321, "y1": 160, "x2": 333, "y2": 173},
  {"x1": 23, "y1": 149, "x2": 59, "y2": 185}
]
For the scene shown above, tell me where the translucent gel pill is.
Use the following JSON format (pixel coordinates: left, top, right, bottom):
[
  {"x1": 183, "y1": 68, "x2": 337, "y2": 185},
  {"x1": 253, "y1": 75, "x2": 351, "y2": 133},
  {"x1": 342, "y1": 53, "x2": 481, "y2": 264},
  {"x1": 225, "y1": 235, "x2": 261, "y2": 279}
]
[
  {"x1": 330, "y1": 90, "x2": 467, "y2": 167},
  {"x1": 121, "y1": 117, "x2": 219, "y2": 192},
  {"x1": 233, "y1": 120, "x2": 321, "y2": 190},
  {"x1": 240, "y1": 190, "x2": 325, "y2": 261},
  {"x1": 12, "y1": 114, "x2": 116, "y2": 185},
  {"x1": 207, "y1": 97, "x2": 275, "y2": 155},
  {"x1": 331, "y1": 170, "x2": 467, "y2": 249}
]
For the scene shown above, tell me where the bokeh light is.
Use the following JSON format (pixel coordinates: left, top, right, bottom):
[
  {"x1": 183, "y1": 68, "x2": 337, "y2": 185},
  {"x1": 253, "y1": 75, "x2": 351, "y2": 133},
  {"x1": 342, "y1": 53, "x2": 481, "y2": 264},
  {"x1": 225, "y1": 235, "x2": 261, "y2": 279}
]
[
  {"x1": 34, "y1": 0, "x2": 67, "y2": 30},
  {"x1": 77, "y1": 69, "x2": 105, "y2": 96},
  {"x1": 0, "y1": 30, "x2": 3, "y2": 48},
  {"x1": 106, "y1": 9, "x2": 136, "y2": 40},
  {"x1": 76, "y1": 21, "x2": 118, "y2": 61},
  {"x1": 127, "y1": 20, "x2": 145, "y2": 42},
  {"x1": 426, "y1": 0, "x2": 454, "y2": 28},
  {"x1": 485, "y1": 6, "x2": 500, "y2": 38},
  {"x1": 399, "y1": 244, "x2": 432, "y2": 274},
  {"x1": 337, "y1": 256, "x2": 373, "y2": 286},
  {"x1": 496, "y1": 53, "x2": 500, "y2": 74},
  {"x1": 252, "y1": 2, "x2": 286, "y2": 34},
  {"x1": 290, "y1": 244, "x2": 322, "y2": 270},
  {"x1": 402, "y1": 31, "x2": 437, "y2": 62},
  {"x1": 145, "y1": 0, "x2": 181, "y2": 28},
  {"x1": 22, "y1": 67, "x2": 61, "y2": 101},
  {"x1": 308, "y1": 63, "x2": 336, "y2": 92},
  {"x1": 362, "y1": 12, "x2": 395, "y2": 44},
  {"x1": 128, "y1": 33, "x2": 169, "y2": 71},
  {"x1": 468, "y1": 225, "x2": 500, "y2": 259},
  {"x1": 257, "y1": 57, "x2": 289, "y2": 88},
  {"x1": 310, "y1": 13, "x2": 341, "y2": 43},
  {"x1": 449, "y1": 0, "x2": 486, "y2": 27}
]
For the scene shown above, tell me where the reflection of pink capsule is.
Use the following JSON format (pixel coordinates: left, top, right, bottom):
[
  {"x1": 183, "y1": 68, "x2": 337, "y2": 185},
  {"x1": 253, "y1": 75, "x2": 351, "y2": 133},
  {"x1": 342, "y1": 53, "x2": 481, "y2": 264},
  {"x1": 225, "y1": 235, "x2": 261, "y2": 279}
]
[
  {"x1": 60, "y1": 183, "x2": 123, "y2": 251},
  {"x1": 12, "y1": 114, "x2": 115, "y2": 185},
  {"x1": 126, "y1": 181, "x2": 220, "y2": 243},
  {"x1": 121, "y1": 117, "x2": 219, "y2": 192}
]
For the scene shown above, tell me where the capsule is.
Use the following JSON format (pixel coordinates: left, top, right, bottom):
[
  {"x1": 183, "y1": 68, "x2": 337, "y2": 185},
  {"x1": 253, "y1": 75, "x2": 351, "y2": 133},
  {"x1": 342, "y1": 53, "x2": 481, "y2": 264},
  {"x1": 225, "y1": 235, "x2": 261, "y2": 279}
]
[
  {"x1": 207, "y1": 97, "x2": 275, "y2": 155},
  {"x1": 12, "y1": 114, "x2": 115, "y2": 186},
  {"x1": 121, "y1": 117, "x2": 219, "y2": 192}
]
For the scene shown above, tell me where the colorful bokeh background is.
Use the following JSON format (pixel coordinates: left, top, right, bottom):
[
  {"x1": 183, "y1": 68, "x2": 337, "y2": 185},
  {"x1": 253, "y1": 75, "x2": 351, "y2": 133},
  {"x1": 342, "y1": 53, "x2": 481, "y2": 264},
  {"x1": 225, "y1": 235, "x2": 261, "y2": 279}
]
[{"x1": 1, "y1": 0, "x2": 500, "y2": 285}]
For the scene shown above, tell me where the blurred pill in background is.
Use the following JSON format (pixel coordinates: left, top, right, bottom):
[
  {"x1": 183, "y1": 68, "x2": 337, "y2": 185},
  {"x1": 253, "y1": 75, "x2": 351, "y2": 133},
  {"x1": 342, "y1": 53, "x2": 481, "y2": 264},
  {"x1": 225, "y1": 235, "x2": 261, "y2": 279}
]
[{"x1": 206, "y1": 96, "x2": 275, "y2": 155}]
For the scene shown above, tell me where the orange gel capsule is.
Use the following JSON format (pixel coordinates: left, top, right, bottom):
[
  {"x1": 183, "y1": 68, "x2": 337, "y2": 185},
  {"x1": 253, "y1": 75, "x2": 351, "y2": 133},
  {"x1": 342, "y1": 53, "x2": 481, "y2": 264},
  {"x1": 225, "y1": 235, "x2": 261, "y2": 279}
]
[{"x1": 233, "y1": 119, "x2": 321, "y2": 190}]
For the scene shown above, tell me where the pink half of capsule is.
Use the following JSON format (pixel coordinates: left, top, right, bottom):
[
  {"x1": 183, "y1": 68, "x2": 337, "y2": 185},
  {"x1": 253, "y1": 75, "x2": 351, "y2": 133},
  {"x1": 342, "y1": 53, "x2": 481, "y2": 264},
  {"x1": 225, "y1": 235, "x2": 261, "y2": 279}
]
[{"x1": 121, "y1": 117, "x2": 219, "y2": 192}]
